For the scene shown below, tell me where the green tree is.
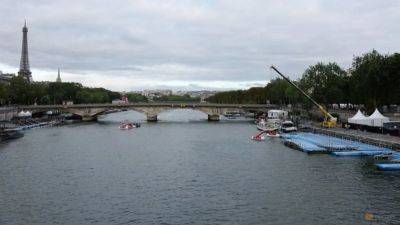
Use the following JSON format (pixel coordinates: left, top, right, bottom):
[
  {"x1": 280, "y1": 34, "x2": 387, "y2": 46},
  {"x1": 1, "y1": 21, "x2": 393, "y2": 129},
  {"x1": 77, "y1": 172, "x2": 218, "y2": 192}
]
[
  {"x1": 0, "y1": 84, "x2": 9, "y2": 105},
  {"x1": 265, "y1": 78, "x2": 291, "y2": 105},
  {"x1": 153, "y1": 94, "x2": 200, "y2": 102},
  {"x1": 126, "y1": 93, "x2": 148, "y2": 102},
  {"x1": 40, "y1": 95, "x2": 51, "y2": 104},
  {"x1": 300, "y1": 62, "x2": 348, "y2": 105},
  {"x1": 75, "y1": 90, "x2": 91, "y2": 104},
  {"x1": 8, "y1": 76, "x2": 32, "y2": 104},
  {"x1": 350, "y1": 50, "x2": 386, "y2": 109}
]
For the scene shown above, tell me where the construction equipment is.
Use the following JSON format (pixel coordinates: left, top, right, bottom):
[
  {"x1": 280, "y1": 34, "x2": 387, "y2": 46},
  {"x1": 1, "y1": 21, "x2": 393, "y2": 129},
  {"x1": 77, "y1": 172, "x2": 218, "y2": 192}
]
[{"x1": 270, "y1": 65, "x2": 337, "y2": 128}]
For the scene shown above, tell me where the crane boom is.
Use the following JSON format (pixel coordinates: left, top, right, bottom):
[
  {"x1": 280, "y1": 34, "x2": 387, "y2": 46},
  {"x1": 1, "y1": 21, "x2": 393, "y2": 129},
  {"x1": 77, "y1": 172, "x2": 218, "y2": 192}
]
[{"x1": 270, "y1": 65, "x2": 335, "y2": 121}]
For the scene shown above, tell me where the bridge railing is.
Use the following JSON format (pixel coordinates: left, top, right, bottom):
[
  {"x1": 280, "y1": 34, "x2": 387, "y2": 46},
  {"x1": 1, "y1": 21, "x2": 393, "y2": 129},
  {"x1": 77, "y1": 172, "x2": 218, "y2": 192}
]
[{"x1": 16, "y1": 103, "x2": 277, "y2": 109}]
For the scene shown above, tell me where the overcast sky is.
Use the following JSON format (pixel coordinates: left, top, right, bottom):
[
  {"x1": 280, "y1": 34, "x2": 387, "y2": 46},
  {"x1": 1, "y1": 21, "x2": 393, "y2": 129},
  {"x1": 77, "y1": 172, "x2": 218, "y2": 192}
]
[{"x1": 0, "y1": 0, "x2": 399, "y2": 91}]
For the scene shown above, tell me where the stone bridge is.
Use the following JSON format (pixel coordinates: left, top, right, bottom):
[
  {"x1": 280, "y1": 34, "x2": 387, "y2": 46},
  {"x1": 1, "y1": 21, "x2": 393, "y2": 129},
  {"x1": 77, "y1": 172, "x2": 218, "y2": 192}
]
[{"x1": 17, "y1": 103, "x2": 276, "y2": 122}]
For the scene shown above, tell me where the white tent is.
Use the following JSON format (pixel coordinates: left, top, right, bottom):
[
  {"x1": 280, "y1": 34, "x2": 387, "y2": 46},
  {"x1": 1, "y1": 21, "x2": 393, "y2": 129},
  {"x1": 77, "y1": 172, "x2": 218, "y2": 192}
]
[
  {"x1": 17, "y1": 110, "x2": 32, "y2": 117},
  {"x1": 368, "y1": 108, "x2": 389, "y2": 127},
  {"x1": 348, "y1": 110, "x2": 370, "y2": 125}
]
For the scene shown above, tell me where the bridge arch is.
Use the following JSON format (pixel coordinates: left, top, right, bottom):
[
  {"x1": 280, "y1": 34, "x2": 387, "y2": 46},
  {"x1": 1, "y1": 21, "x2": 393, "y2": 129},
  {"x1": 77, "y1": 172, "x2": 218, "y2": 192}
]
[
  {"x1": 133, "y1": 106, "x2": 222, "y2": 122},
  {"x1": 157, "y1": 108, "x2": 209, "y2": 121}
]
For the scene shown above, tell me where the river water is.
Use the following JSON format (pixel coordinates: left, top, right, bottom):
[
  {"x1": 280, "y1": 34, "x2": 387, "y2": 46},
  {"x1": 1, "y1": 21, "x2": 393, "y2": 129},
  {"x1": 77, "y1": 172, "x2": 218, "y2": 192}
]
[{"x1": 1, "y1": 110, "x2": 400, "y2": 225}]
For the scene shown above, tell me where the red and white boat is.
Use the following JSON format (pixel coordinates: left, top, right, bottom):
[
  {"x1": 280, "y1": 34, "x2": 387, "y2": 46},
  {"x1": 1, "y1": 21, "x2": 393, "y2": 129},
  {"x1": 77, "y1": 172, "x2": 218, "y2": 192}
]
[
  {"x1": 256, "y1": 118, "x2": 281, "y2": 132},
  {"x1": 251, "y1": 133, "x2": 266, "y2": 141},
  {"x1": 251, "y1": 129, "x2": 280, "y2": 141},
  {"x1": 119, "y1": 121, "x2": 141, "y2": 130},
  {"x1": 119, "y1": 123, "x2": 134, "y2": 130},
  {"x1": 265, "y1": 129, "x2": 280, "y2": 138}
]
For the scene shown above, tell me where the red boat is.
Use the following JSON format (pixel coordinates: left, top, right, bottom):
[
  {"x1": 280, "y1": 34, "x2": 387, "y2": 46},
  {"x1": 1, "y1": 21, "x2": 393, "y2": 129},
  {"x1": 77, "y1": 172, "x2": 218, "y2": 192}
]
[
  {"x1": 251, "y1": 129, "x2": 280, "y2": 141},
  {"x1": 119, "y1": 121, "x2": 141, "y2": 130},
  {"x1": 265, "y1": 129, "x2": 280, "y2": 138},
  {"x1": 251, "y1": 131, "x2": 266, "y2": 141},
  {"x1": 119, "y1": 123, "x2": 134, "y2": 130}
]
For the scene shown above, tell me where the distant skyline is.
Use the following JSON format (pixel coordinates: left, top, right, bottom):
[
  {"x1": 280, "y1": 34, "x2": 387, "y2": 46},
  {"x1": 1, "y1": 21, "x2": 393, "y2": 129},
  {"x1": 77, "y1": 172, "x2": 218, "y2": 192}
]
[{"x1": 0, "y1": 0, "x2": 399, "y2": 91}]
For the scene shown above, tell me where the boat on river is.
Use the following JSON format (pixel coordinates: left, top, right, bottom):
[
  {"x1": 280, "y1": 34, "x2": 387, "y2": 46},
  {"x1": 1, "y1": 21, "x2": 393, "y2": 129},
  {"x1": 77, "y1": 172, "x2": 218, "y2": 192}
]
[
  {"x1": 0, "y1": 129, "x2": 23, "y2": 141},
  {"x1": 224, "y1": 111, "x2": 242, "y2": 119},
  {"x1": 251, "y1": 132, "x2": 266, "y2": 141},
  {"x1": 281, "y1": 120, "x2": 297, "y2": 133},
  {"x1": 119, "y1": 121, "x2": 141, "y2": 130},
  {"x1": 265, "y1": 129, "x2": 280, "y2": 138},
  {"x1": 256, "y1": 119, "x2": 280, "y2": 132},
  {"x1": 256, "y1": 109, "x2": 297, "y2": 134},
  {"x1": 251, "y1": 129, "x2": 280, "y2": 141}
]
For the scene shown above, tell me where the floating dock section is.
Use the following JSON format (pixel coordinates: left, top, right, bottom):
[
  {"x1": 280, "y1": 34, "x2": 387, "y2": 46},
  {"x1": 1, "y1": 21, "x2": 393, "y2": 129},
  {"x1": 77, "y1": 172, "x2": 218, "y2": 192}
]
[
  {"x1": 311, "y1": 127, "x2": 400, "y2": 151},
  {"x1": 282, "y1": 133, "x2": 391, "y2": 155},
  {"x1": 282, "y1": 133, "x2": 400, "y2": 171},
  {"x1": 375, "y1": 153, "x2": 400, "y2": 171},
  {"x1": 376, "y1": 163, "x2": 400, "y2": 171}
]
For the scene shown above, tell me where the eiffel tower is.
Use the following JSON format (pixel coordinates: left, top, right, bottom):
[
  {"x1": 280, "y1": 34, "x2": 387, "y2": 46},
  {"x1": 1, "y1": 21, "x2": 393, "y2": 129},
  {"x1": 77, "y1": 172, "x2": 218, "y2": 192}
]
[{"x1": 18, "y1": 20, "x2": 33, "y2": 83}]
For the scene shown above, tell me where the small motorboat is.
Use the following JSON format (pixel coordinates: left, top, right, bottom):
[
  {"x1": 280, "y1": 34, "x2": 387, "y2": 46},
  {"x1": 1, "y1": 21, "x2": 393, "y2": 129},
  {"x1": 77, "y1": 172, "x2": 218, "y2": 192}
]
[
  {"x1": 224, "y1": 111, "x2": 242, "y2": 119},
  {"x1": 0, "y1": 129, "x2": 24, "y2": 141},
  {"x1": 251, "y1": 135, "x2": 266, "y2": 141},
  {"x1": 119, "y1": 123, "x2": 134, "y2": 130},
  {"x1": 256, "y1": 119, "x2": 280, "y2": 132},
  {"x1": 252, "y1": 128, "x2": 281, "y2": 140},
  {"x1": 265, "y1": 129, "x2": 280, "y2": 138},
  {"x1": 281, "y1": 120, "x2": 297, "y2": 133},
  {"x1": 251, "y1": 131, "x2": 266, "y2": 141},
  {"x1": 119, "y1": 121, "x2": 141, "y2": 130}
]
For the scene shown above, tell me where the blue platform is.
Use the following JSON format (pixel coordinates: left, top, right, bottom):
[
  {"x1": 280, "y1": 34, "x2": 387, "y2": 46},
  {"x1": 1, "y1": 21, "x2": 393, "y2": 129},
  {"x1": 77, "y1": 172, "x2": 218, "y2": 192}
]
[
  {"x1": 282, "y1": 133, "x2": 400, "y2": 171},
  {"x1": 282, "y1": 133, "x2": 392, "y2": 155},
  {"x1": 392, "y1": 152, "x2": 400, "y2": 161},
  {"x1": 376, "y1": 163, "x2": 400, "y2": 171},
  {"x1": 331, "y1": 150, "x2": 391, "y2": 157}
]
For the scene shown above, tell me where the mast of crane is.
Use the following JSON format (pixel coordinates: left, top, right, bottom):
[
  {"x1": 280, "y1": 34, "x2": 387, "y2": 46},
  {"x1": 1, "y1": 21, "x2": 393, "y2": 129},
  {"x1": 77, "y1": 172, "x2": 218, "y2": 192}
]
[{"x1": 270, "y1": 65, "x2": 335, "y2": 121}]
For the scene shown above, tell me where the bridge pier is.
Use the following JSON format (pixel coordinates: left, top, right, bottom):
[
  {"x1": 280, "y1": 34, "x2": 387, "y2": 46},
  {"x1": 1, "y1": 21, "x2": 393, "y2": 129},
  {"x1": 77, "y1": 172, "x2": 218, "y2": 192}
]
[
  {"x1": 208, "y1": 114, "x2": 220, "y2": 121},
  {"x1": 147, "y1": 114, "x2": 158, "y2": 122}
]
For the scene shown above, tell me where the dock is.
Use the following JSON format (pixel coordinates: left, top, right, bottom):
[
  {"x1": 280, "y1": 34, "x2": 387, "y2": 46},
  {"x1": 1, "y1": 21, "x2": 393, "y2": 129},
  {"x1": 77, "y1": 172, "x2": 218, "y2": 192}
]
[
  {"x1": 308, "y1": 126, "x2": 400, "y2": 151},
  {"x1": 282, "y1": 132, "x2": 391, "y2": 155},
  {"x1": 281, "y1": 127, "x2": 400, "y2": 171}
]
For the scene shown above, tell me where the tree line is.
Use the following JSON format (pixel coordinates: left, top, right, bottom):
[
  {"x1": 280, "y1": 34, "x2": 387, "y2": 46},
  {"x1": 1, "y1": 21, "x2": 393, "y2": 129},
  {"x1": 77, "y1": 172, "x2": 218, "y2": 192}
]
[
  {"x1": 0, "y1": 76, "x2": 201, "y2": 105},
  {"x1": 0, "y1": 76, "x2": 121, "y2": 105},
  {"x1": 206, "y1": 50, "x2": 400, "y2": 111},
  {"x1": 153, "y1": 94, "x2": 200, "y2": 102}
]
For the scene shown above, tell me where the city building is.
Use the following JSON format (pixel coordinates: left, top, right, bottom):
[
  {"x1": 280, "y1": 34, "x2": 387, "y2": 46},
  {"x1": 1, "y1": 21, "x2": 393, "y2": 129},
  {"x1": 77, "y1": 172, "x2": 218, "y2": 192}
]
[
  {"x1": 142, "y1": 89, "x2": 172, "y2": 99},
  {"x1": 0, "y1": 71, "x2": 15, "y2": 85},
  {"x1": 175, "y1": 90, "x2": 218, "y2": 101},
  {"x1": 112, "y1": 95, "x2": 129, "y2": 104},
  {"x1": 18, "y1": 21, "x2": 33, "y2": 83}
]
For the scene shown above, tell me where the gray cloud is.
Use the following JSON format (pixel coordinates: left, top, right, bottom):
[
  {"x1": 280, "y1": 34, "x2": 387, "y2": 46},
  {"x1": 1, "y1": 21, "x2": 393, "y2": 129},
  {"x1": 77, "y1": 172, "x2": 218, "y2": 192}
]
[{"x1": 0, "y1": 0, "x2": 399, "y2": 91}]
